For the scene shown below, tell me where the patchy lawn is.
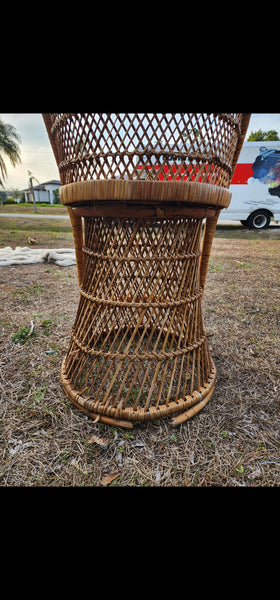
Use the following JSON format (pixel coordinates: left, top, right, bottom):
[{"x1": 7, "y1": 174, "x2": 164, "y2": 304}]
[
  {"x1": 0, "y1": 217, "x2": 72, "y2": 249},
  {"x1": 0, "y1": 224, "x2": 280, "y2": 486}
]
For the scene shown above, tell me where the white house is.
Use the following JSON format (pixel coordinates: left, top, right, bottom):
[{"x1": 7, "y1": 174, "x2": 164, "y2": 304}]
[{"x1": 22, "y1": 180, "x2": 61, "y2": 204}]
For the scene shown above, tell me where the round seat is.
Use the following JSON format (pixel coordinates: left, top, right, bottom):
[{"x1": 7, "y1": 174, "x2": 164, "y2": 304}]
[{"x1": 60, "y1": 179, "x2": 231, "y2": 208}]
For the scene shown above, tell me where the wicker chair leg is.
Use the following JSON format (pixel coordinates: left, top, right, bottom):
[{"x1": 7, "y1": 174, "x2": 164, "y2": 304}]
[
  {"x1": 67, "y1": 207, "x2": 84, "y2": 287},
  {"x1": 200, "y1": 212, "x2": 220, "y2": 291}
]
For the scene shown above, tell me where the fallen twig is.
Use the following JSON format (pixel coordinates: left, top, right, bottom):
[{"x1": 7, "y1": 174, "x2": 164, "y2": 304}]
[{"x1": 27, "y1": 320, "x2": 35, "y2": 337}]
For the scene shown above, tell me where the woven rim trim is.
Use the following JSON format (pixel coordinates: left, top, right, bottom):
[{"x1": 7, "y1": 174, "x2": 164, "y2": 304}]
[
  {"x1": 61, "y1": 357, "x2": 216, "y2": 422},
  {"x1": 59, "y1": 180, "x2": 231, "y2": 209}
]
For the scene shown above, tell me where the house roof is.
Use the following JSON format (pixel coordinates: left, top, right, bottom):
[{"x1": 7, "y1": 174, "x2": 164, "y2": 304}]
[
  {"x1": 21, "y1": 180, "x2": 61, "y2": 192},
  {"x1": 41, "y1": 180, "x2": 61, "y2": 186}
]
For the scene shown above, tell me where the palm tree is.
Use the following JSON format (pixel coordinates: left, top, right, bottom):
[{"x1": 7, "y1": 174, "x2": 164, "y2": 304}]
[{"x1": 0, "y1": 119, "x2": 21, "y2": 188}]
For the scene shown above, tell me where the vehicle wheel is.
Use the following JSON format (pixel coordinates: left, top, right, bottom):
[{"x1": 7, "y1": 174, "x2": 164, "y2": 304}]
[
  {"x1": 240, "y1": 220, "x2": 248, "y2": 226},
  {"x1": 246, "y1": 210, "x2": 271, "y2": 230}
]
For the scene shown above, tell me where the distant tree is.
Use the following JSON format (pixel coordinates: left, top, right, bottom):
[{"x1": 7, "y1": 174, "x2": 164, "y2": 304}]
[
  {"x1": 247, "y1": 129, "x2": 280, "y2": 141},
  {"x1": 0, "y1": 190, "x2": 6, "y2": 205},
  {"x1": 0, "y1": 120, "x2": 21, "y2": 187},
  {"x1": 53, "y1": 188, "x2": 61, "y2": 204},
  {"x1": 10, "y1": 187, "x2": 21, "y2": 203}
]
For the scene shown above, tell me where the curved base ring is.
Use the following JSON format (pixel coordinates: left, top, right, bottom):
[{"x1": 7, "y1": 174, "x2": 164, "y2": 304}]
[{"x1": 61, "y1": 357, "x2": 216, "y2": 429}]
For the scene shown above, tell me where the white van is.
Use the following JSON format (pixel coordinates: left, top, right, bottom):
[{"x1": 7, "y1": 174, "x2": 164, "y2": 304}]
[{"x1": 220, "y1": 141, "x2": 280, "y2": 229}]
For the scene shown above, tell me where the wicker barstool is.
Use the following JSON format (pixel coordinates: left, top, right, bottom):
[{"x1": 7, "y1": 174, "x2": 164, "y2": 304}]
[{"x1": 43, "y1": 114, "x2": 250, "y2": 428}]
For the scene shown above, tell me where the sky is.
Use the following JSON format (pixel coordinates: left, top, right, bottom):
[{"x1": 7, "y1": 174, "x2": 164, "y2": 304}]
[
  {"x1": 1, "y1": 113, "x2": 280, "y2": 191},
  {"x1": 0, "y1": 114, "x2": 59, "y2": 191}
]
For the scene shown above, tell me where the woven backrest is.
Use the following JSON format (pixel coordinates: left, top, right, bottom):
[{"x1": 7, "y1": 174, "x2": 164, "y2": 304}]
[{"x1": 43, "y1": 113, "x2": 250, "y2": 187}]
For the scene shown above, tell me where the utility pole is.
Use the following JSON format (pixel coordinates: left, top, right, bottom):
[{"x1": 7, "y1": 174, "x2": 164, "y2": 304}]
[{"x1": 28, "y1": 171, "x2": 40, "y2": 213}]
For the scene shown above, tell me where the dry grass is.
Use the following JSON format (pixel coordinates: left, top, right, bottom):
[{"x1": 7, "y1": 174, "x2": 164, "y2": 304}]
[{"x1": 1, "y1": 229, "x2": 280, "y2": 486}]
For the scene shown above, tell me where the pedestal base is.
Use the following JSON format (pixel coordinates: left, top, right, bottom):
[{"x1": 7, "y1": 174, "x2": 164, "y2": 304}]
[{"x1": 60, "y1": 207, "x2": 219, "y2": 428}]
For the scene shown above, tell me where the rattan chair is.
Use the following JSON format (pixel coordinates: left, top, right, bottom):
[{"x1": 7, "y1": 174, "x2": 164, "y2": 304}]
[{"x1": 43, "y1": 113, "x2": 250, "y2": 428}]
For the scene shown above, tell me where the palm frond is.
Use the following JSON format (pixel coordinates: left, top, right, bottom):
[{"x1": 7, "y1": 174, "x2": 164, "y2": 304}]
[
  {"x1": 0, "y1": 120, "x2": 21, "y2": 187},
  {"x1": 0, "y1": 154, "x2": 7, "y2": 187}
]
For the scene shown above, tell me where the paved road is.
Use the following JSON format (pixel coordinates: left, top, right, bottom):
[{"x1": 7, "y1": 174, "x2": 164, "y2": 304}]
[{"x1": 0, "y1": 212, "x2": 69, "y2": 219}]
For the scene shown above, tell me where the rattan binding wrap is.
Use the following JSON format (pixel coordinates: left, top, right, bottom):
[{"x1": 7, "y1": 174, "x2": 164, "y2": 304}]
[{"x1": 43, "y1": 114, "x2": 250, "y2": 427}]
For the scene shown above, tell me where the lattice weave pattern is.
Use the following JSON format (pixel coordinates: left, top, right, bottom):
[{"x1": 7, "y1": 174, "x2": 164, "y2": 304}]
[
  {"x1": 43, "y1": 113, "x2": 246, "y2": 187},
  {"x1": 61, "y1": 215, "x2": 215, "y2": 423}
]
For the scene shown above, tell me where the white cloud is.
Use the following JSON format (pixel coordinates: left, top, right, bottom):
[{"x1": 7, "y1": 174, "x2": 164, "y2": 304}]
[{"x1": 1, "y1": 146, "x2": 59, "y2": 190}]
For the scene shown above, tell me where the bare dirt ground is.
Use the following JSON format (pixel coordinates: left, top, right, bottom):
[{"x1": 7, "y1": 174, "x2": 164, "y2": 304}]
[{"x1": 1, "y1": 230, "x2": 280, "y2": 486}]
